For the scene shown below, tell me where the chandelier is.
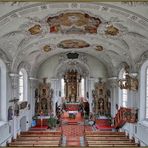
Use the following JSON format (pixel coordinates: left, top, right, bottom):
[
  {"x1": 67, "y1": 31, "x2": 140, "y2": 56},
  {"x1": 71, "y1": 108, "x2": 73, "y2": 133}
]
[{"x1": 118, "y1": 65, "x2": 138, "y2": 90}]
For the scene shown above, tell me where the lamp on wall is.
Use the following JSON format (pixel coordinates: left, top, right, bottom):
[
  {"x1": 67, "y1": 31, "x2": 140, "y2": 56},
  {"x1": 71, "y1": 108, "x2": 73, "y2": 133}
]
[{"x1": 118, "y1": 65, "x2": 138, "y2": 91}]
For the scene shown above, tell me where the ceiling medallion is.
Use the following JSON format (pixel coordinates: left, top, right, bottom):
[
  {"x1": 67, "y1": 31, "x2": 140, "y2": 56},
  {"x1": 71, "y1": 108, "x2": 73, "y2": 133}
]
[
  {"x1": 28, "y1": 24, "x2": 41, "y2": 35},
  {"x1": 105, "y1": 25, "x2": 119, "y2": 36},
  {"x1": 95, "y1": 45, "x2": 103, "y2": 51},
  {"x1": 42, "y1": 45, "x2": 52, "y2": 52}
]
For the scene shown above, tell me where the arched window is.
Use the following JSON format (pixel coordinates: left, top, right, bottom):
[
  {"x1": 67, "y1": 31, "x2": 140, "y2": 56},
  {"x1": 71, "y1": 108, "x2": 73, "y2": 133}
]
[
  {"x1": 0, "y1": 58, "x2": 7, "y2": 121},
  {"x1": 19, "y1": 68, "x2": 28, "y2": 101},
  {"x1": 119, "y1": 69, "x2": 128, "y2": 107},
  {"x1": 146, "y1": 68, "x2": 148, "y2": 119},
  {"x1": 61, "y1": 78, "x2": 65, "y2": 97},
  {"x1": 80, "y1": 77, "x2": 85, "y2": 97},
  {"x1": 140, "y1": 60, "x2": 148, "y2": 120}
]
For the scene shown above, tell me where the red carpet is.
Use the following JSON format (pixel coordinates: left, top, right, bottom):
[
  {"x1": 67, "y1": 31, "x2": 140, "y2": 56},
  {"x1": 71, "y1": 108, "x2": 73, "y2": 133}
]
[{"x1": 95, "y1": 119, "x2": 114, "y2": 131}]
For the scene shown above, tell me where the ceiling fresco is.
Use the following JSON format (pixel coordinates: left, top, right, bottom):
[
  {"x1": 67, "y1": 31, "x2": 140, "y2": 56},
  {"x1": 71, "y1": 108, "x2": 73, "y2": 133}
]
[
  {"x1": 57, "y1": 39, "x2": 90, "y2": 49},
  {"x1": 47, "y1": 12, "x2": 101, "y2": 34}
]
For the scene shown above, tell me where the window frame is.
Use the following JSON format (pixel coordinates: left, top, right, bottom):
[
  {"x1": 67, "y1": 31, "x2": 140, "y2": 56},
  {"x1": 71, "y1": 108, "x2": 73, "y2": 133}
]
[
  {"x1": 0, "y1": 58, "x2": 7, "y2": 121},
  {"x1": 18, "y1": 68, "x2": 28, "y2": 102},
  {"x1": 140, "y1": 60, "x2": 148, "y2": 121},
  {"x1": 119, "y1": 68, "x2": 128, "y2": 108}
]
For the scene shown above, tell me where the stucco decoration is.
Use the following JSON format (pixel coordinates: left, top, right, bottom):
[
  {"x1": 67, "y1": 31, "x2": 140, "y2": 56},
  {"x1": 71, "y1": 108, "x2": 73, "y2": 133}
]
[
  {"x1": 0, "y1": 48, "x2": 12, "y2": 69},
  {"x1": 57, "y1": 39, "x2": 90, "y2": 49},
  {"x1": 47, "y1": 12, "x2": 101, "y2": 34},
  {"x1": 17, "y1": 61, "x2": 31, "y2": 75}
]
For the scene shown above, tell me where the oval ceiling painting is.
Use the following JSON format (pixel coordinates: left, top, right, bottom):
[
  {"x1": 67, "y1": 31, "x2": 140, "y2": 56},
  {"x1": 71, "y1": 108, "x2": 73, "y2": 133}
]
[
  {"x1": 58, "y1": 39, "x2": 90, "y2": 49},
  {"x1": 47, "y1": 12, "x2": 101, "y2": 34}
]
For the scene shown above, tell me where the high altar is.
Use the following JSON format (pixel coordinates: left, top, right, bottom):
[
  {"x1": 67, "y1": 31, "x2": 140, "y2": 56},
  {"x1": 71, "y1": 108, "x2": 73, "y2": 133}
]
[{"x1": 64, "y1": 70, "x2": 81, "y2": 102}]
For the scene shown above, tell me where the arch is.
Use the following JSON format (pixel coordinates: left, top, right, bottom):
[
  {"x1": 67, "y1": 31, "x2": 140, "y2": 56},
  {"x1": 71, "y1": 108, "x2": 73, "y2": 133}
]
[
  {"x1": 0, "y1": 58, "x2": 7, "y2": 121},
  {"x1": 55, "y1": 59, "x2": 90, "y2": 78}
]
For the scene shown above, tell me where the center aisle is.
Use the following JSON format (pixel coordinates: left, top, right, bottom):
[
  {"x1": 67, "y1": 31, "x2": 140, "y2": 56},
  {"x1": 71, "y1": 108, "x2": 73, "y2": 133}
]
[{"x1": 60, "y1": 112, "x2": 92, "y2": 147}]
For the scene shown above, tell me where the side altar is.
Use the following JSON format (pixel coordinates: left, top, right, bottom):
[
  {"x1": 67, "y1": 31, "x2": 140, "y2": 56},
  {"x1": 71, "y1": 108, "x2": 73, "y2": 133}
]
[{"x1": 35, "y1": 78, "x2": 53, "y2": 116}]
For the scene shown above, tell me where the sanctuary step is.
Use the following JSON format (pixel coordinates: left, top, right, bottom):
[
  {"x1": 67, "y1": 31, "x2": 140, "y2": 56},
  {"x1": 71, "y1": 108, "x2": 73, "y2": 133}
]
[
  {"x1": 85, "y1": 131, "x2": 138, "y2": 147},
  {"x1": 8, "y1": 130, "x2": 62, "y2": 147},
  {"x1": 66, "y1": 136, "x2": 81, "y2": 147}
]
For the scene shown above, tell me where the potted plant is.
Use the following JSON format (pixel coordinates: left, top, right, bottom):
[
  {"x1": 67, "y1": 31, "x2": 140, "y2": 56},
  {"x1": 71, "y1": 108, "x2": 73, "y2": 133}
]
[
  {"x1": 48, "y1": 116, "x2": 57, "y2": 129},
  {"x1": 32, "y1": 115, "x2": 38, "y2": 127}
]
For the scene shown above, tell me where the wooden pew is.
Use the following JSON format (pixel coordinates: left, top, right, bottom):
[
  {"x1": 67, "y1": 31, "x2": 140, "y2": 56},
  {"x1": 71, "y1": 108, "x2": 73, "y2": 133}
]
[
  {"x1": 17, "y1": 136, "x2": 61, "y2": 141},
  {"x1": 85, "y1": 131, "x2": 138, "y2": 147}
]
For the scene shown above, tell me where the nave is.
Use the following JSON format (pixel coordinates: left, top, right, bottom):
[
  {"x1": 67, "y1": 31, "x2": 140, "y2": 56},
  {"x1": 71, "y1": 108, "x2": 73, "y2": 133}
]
[
  {"x1": 1, "y1": 2, "x2": 148, "y2": 147},
  {"x1": 8, "y1": 105, "x2": 138, "y2": 147}
]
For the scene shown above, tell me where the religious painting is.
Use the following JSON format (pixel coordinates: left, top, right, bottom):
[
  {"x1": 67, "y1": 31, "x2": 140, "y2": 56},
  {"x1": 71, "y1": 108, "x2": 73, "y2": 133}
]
[
  {"x1": 28, "y1": 24, "x2": 41, "y2": 35},
  {"x1": 8, "y1": 106, "x2": 13, "y2": 121},
  {"x1": 47, "y1": 12, "x2": 101, "y2": 34},
  {"x1": 58, "y1": 39, "x2": 90, "y2": 49},
  {"x1": 14, "y1": 103, "x2": 19, "y2": 116}
]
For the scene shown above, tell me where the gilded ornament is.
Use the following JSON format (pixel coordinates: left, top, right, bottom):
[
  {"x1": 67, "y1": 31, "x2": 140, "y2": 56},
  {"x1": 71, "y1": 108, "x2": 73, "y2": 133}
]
[
  {"x1": 105, "y1": 25, "x2": 119, "y2": 36},
  {"x1": 28, "y1": 24, "x2": 41, "y2": 35}
]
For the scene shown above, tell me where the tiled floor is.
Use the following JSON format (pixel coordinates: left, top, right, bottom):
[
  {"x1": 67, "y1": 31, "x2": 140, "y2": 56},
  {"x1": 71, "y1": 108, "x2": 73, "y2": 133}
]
[{"x1": 60, "y1": 111, "x2": 93, "y2": 146}]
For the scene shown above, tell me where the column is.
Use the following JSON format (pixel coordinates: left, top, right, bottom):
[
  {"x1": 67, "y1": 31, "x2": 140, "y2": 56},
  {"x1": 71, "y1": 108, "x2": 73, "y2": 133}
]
[
  {"x1": 50, "y1": 78, "x2": 58, "y2": 116},
  {"x1": 88, "y1": 77, "x2": 96, "y2": 113},
  {"x1": 29, "y1": 77, "x2": 39, "y2": 124},
  {"x1": 9, "y1": 73, "x2": 19, "y2": 139}
]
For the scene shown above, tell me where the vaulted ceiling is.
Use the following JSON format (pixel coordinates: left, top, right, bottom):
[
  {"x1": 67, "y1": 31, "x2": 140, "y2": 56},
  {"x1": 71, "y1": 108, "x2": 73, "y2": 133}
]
[{"x1": 0, "y1": 2, "x2": 148, "y2": 77}]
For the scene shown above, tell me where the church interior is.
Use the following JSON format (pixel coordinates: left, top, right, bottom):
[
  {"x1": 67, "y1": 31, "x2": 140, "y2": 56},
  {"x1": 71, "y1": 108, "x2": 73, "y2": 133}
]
[{"x1": 0, "y1": 1, "x2": 148, "y2": 147}]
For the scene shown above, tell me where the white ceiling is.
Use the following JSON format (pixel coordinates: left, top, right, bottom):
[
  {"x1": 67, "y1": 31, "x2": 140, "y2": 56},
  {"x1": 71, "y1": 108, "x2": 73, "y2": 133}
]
[{"x1": 0, "y1": 2, "x2": 148, "y2": 77}]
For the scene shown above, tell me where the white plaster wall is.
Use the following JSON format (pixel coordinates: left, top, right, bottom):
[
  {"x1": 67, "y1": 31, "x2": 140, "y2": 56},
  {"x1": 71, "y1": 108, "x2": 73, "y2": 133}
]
[
  {"x1": 37, "y1": 54, "x2": 108, "y2": 80},
  {"x1": 38, "y1": 56, "x2": 59, "y2": 81},
  {"x1": 0, "y1": 122, "x2": 10, "y2": 146}
]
